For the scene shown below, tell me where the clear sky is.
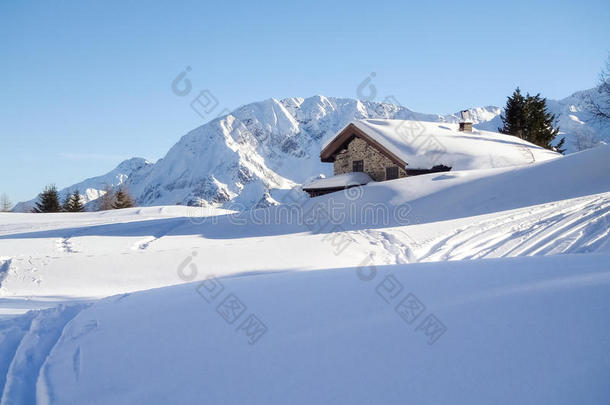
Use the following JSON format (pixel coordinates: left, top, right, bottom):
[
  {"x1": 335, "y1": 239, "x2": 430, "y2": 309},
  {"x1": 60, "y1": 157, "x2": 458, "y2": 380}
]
[{"x1": 1, "y1": 0, "x2": 609, "y2": 204}]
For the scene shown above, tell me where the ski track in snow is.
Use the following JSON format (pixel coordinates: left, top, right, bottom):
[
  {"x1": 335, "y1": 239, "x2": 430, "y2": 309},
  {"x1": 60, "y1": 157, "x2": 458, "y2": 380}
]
[
  {"x1": 418, "y1": 195, "x2": 610, "y2": 261},
  {"x1": 130, "y1": 218, "x2": 188, "y2": 251},
  {"x1": 0, "y1": 304, "x2": 87, "y2": 405},
  {"x1": 358, "y1": 193, "x2": 610, "y2": 264}
]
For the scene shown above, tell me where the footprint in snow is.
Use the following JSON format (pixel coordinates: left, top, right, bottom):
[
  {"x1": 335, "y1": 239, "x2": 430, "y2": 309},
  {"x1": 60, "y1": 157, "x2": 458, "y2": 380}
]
[
  {"x1": 130, "y1": 236, "x2": 156, "y2": 251},
  {"x1": 56, "y1": 238, "x2": 78, "y2": 253}
]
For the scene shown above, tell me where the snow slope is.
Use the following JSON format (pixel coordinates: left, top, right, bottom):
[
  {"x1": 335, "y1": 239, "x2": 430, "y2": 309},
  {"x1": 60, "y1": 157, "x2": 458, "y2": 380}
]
[
  {"x1": 1, "y1": 145, "x2": 608, "y2": 303},
  {"x1": 1, "y1": 254, "x2": 607, "y2": 405},
  {"x1": 14, "y1": 88, "x2": 607, "y2": 212},
  {"x1": 0, "y1": 145, "x2": 609, "y2": 403}
]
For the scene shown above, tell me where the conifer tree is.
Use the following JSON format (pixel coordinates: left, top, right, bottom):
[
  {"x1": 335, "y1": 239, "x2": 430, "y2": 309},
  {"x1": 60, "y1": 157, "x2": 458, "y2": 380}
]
[
  {"x1": 499, "y1": 88, "x2": 527, "y2": 138},
  {"x1": 71, "y1": 189, "x2": 85, "y2": 212},
  {"x1": 112, "y1": 187, "x2": 134, "y2": 209},
  {"x1": 554, "y1": 137, "x2": 566, "y2": 154},
  {"x1": 524, "y1": 93, "x2": 562, "y2": 151},
  {"x1": 63, "y1": 189, "x2": 84, "y2": 212},
  {"x1": 32, "y1": 185, "x2": 61, "y2": 213},
  {"x1": 62, "y1": 193, "x2": 72, "y2": 212},
  {"x1": 499, "y1": 88, "x2": 564, "y2": 154}
]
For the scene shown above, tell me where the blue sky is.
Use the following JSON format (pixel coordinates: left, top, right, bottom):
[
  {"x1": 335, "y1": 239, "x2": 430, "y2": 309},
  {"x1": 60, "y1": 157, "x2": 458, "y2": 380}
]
[{"x1": 1, "y1": 0, "x2": 609, "y2": 203}]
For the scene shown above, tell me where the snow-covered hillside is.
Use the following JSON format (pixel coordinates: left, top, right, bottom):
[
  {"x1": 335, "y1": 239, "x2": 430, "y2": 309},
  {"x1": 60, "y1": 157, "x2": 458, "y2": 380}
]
[
  {"x1": 2, "y1": 144, "x2": 608, "y2": 302},
  {"x1": 0, "y1": 144, "x2": 609, "y2": 404},
  {"x1": 2, "y1": 254, "x2": 608, "y2": 405},
  {"x1": 14, "y1": 89, "x2": 608, "y2": 212}
]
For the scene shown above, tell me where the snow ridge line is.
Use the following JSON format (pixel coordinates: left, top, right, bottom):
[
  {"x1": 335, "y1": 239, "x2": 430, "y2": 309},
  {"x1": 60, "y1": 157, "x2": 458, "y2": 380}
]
[{"x1": 0, "y1": 304, "x2": 87, "y2": 405}]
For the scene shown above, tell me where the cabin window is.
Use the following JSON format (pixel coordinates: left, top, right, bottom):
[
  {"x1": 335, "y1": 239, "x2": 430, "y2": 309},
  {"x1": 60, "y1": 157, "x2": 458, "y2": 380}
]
[
  {"x1": 352, "y1": 160, "x2": 364, "y2": 172},
  {"x1": 386, "y1": 166, "x2": 399, "y2": 180}
]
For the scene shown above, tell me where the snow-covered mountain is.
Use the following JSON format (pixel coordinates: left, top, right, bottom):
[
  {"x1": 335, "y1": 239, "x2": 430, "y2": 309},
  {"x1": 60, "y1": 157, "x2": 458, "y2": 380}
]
[
  {"x1": 127, "y1": 97, "x2": 449, "y2": 209},
  {"x1": 126, "y1": 96, "x2": 521, "y2": 210},
  {"x1": 546, "y1": 87, "x2": 609, "y2": 151},
  {"x1": 14, "y1": 90, "x2": 609, "y2": 212}
]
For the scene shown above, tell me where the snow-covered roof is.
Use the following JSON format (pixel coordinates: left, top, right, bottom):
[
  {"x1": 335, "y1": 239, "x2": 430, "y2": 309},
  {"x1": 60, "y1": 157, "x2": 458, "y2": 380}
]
[
  {"x1": 303, "y1": 172, "x2": 373, "y2": 190},
  {"x1": 322, "y1": 119, "x2": 561, "y2": 170}
]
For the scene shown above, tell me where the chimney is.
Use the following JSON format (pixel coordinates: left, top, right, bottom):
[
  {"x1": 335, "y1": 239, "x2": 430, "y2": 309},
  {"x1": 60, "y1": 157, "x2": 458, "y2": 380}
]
[{"x1": 459, "y1": 110, "x2": 473, "y2": 132}]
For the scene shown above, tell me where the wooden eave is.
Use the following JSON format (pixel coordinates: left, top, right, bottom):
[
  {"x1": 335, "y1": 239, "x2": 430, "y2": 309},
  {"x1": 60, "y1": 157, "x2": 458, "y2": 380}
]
[{"x1": 320, "y1": 123, "x2": 407, "y2": 168}]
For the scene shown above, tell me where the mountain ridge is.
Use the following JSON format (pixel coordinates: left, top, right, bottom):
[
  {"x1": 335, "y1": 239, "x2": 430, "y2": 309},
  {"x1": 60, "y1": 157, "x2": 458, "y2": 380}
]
[{"x1": 13, "y1": 89, "x2": 608, "y2": 212}]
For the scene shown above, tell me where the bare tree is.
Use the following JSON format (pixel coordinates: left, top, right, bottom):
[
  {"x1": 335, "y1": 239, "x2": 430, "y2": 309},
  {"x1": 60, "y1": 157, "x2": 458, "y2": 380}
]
[
  {"x1": 97, "y1": 184, "x2": 116, "y2": 211},
  {"x1": 585, "y1": 55, "x2": 610, "y2": 124},
  {"x1": 572, "y1": 127, "x2": 602, "y2": 152},
  {"x1": 0, "y1": 193, "x2": 12, "y2": 212}
]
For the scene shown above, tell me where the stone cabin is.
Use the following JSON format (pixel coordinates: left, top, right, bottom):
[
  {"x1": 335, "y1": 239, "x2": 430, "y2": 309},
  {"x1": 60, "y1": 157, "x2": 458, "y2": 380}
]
[
  {"x1": 331, "y1": 135, "x2": 407, "y2": 182},
  {"x1": 303, "y1": 120, "x2": 455, "y2": 197}
]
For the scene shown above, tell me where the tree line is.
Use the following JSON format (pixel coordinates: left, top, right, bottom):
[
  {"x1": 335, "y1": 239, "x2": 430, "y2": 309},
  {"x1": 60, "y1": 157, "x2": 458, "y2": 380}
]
[{"x1": 31, "y1": 184, "x2": 134, "y2": 213}]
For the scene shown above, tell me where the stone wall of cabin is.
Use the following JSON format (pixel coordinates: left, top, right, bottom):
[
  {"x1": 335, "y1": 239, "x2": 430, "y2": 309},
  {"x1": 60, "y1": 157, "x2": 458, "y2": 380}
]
[{"x1": 333, "y1": 137, "x2": 406, "y2": 182}]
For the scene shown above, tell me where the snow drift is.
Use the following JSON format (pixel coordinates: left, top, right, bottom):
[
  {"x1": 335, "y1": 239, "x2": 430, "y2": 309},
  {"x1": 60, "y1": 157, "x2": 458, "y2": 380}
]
[{"x1": 1, "y1": 254, "x2": 609, "y2": 404}]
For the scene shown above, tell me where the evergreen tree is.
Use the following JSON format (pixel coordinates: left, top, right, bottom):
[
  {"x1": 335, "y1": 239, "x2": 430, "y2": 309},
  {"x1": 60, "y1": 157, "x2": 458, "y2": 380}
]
[
  {"x1": 63, "y1": 189, "x2": 84, "y2": 212},
  {"x1": 499, "y1": 88, "x2": 527, "y2": 138},
  {"x1": 32, "y1": 185, "x2": 61, "y2": 213},
  {"x1": 554, "y1": 137, "x2": 566, "y2": 154},
  {"x1": 71, "y1": 189, "x2": 85, "y2": 212},
  {"x1": 499, "y1": 88, "x2": 564, "y2": 154},
  {"x1": 62, "y1": 193, "x2": 72, "y2": 212},
  {"x1": 524, "y1": 93, "x2": 562, "y2": 151},
  {"x1": 112, "y1": 187, "x2": 134, "y2": 209}
]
